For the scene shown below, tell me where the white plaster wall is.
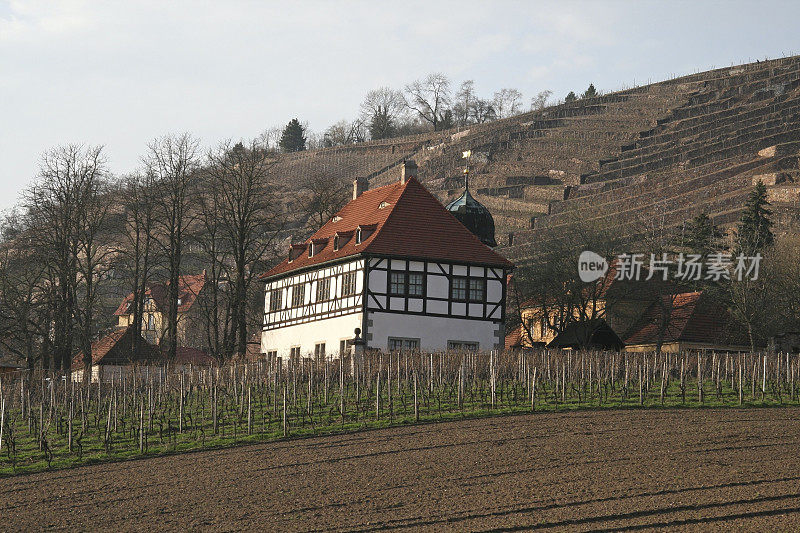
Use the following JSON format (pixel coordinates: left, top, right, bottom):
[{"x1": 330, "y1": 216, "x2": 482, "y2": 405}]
[
  {"x1": 261, "y1": 312, "x2": 362, "y2": 358},
  {"x1": 367, "y1": 311, "x2": 502, "y2": 352}
]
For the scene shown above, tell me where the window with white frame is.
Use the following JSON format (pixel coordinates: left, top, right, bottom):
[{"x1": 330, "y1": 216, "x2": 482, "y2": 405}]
[
  {"x1": 389, "y1": 271, "x2": 405, "y2": 295},
  {"x1": 408, "y1": 272, "x2": 424, "y2": 296},
  {"x1": 341, "y1": 271, "x2": 357, "y2": 296},
  {"x1": 388, "y1": 337, "x2": 420, "y2": 352},
  {"x1": 450, "y1": 277, "x2": 467, "y2": 300},
  {"x1": 447, "y1": 340, "x2": 479, "y2": 351},
  {"x1": 291, "y1": 283, "x2": 305, "y2": 307},
  {"x1": 390, "y1": 270, "x2": 425, "y2": 296},
  {"x1": 314, "y1": 342, "x2": 326, "y2": 360},
  {"x1": 339, "y1": 339, "x2": 352, "y2": 355},
  {"x1": 269, "y1": 289, "x2": 283, "y2": 311},
  {"x1": 316, "y1": 278, "x2": 331, "y2": 302},
  {"x1": 451, "y1": 276, "x2": 485, "y2": 302},
  {"x1": 290, "y1": 346, "x2": 301, "y2": 360}
]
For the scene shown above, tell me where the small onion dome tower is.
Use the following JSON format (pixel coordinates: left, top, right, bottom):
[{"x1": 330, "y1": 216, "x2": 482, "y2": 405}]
[{"x1": 446, "y1": 158, "x2": 497, "y2": 247}]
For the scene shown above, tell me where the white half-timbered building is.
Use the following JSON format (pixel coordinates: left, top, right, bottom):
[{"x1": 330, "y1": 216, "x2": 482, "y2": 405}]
[{"x1": 260, "y1": 161, "x2": 513, "y2": 359}]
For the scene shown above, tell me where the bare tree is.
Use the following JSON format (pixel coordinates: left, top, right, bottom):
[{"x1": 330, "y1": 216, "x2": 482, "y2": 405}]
[
  {"x1": 146, "y1": 133, "x2": 200, "y2": 361},
  {"x1": 119, "y1": 172, "x2": 159, "y2": 358},
  {"x1": 469, "y1": 98, "x2": 497, "y2": 124},
  {"x1": 202, "y1": 140, "x2": 284, "y2": 359},
  {"x1": 323, "y1": 120, "x2": 366, "y2": 147},
  {"x1": 295, "y1": 172, "x2": 351, "y2": 232},
  {"x1": 513, "y1": 218, "x2": 623, "y2": 348},
  {"x1": 73, "y1": 163, "x2": 114, "y2": 383},
  {"x1": 25, "y1": 145, "x2": 107, "y2": 372},
  {"x1": 452, "y1": 80, "x2": 477, "y2": 127},
  {"x1": 530, "y1": 90, "x2": 553, "y2": 111},
  {"x1": 0, "y1": 216, "x2": 49, "y2": 370},
  {"x1": 404, "y1": 73, "x2": 452, "y2": 131},
  {"x1": 361, "y1": 87, "x2": 406, "y2": 139},
  {"x1": 492, "y1": 88, "x2": 523, "y2": 119},
  {"x1": 256, "y1": 126, "x2": 282, "y2": 153}
]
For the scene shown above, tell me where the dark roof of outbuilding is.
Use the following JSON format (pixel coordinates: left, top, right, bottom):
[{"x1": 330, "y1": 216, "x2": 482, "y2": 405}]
[{"x1": 547, "y1": 318, "x2": 624, "y2": 350}]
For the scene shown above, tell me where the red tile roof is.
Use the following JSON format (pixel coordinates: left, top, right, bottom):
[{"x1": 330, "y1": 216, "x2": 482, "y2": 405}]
[
  {"x1": 262, "y1": 177, "x2": 512, "y2": 279},
  {"x1": 172, "y1": 347, "x2": 216, "y2": 366},
  {"x1": 73, "y1": 325, "x2": 159, "y2": 367},
  {"x1": 74, "y1": 327, "x2": 129, "y2": 366},
  {"x1": 623, "y1": 291, "x2": 749, "y2": 347},
  {"x1": 505, "y1": 324, "x2": 524, "y2": 349},
  {"x1": 114, "y1": 272, "x2": 207, "y2": 316}
]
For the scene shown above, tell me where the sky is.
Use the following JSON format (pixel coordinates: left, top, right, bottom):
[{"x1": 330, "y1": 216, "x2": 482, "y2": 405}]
[{"x1": 1, "y1": 0, "x2": 799, "y2": 213}]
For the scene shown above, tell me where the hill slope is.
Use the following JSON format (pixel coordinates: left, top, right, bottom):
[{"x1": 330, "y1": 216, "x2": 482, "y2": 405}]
[{"x1": 269, "y1": 56, "x2": 800, "y2": 264}]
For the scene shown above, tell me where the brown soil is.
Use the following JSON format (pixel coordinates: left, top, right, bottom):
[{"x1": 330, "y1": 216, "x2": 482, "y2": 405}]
[{"x1": 3, "y1": 408, "x2": 800, "y2": 531}]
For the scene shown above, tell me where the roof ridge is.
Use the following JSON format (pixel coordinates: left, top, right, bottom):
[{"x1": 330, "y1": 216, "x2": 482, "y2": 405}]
[{"x1": 391, "y1": 178, "x2": 512, "y2": 265}]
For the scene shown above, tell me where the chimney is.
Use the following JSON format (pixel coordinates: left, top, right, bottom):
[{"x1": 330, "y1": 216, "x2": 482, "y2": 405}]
[
  {"x1": 353, "y1": 177, "x2": 368, "y2": 199},
  {"x1": 400, "y1": 159, "x2": 417, "y2": 184}
]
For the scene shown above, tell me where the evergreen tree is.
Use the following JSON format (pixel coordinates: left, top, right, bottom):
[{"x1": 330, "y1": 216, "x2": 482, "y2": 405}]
[
  {"x1": 368, "y1": 106, "x2": 395, "y2": 140},
  {"x1": 582, "y1": 83, "x2": 597, "y2": 99},
  {"x1": 565, "y1": 91, "x2": 577, "y2": 103},
  {"x1": 736, "y1": 180, "x2": 774, "y2": 255},
  {"x1": 437, "y1": 109, "x2": 454, "y2": 131},
  {"x1": 685, "y1": 212, "x2": 718, "y2": 256},
  {"x1": 279, "y1": 118, "x2": 306, "y2": 153}
]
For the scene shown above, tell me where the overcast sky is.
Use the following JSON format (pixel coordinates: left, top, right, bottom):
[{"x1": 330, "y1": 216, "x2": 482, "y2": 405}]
[{"x1": 1, "y1": 0, "x2": 798, "y2": 213}]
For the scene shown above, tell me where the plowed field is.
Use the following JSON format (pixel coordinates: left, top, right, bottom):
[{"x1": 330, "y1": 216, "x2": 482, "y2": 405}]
[{"x1": 3, "y1": 408, "x2": 800, "y2": 531}]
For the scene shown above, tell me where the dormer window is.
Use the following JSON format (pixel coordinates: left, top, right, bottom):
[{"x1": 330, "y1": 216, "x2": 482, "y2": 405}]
[
  {"x1": 288, "y1": 243, "x2": 307, "y2": 262},
  {"x1": 355, "y1": 224, "x2": 377, "y2": 245},
  {"x1": 379, "y1": 201, "x2": 390, "y2": 209},
  {"x1": 309, "y1": 238, "x2": 328, "y2": 257},
  {"x1": 332, "y1": 215, "x2": 342, "y2": 223},
  {"x1": 333, "y1": 231, "x2": 353, "y2": 251}
]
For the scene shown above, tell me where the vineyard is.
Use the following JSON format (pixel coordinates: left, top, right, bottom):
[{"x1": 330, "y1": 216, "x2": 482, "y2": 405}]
[{"x1": 2, "y1": 349, "x2": 800, "y2": 475}]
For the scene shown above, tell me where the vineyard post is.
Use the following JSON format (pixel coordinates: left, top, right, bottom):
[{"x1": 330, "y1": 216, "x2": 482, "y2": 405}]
[
  {"x1": 68, "y1": 387, "x2": 74, "y2": 452},
  {"x1": 698, "y1": 354, "x2": 703, "y2": 404},
  {"x1": 387, "y1": 353, "x2": 393, "y2": 420},
  {"x1": 0, "y1": 397, "x2": 4, "y2": 453},
  {"x1": 340, "y1": 358, "x2": 344, "y2": 423},
  {"x1": 738, "y1": 354, "x2": 743, "y2": 405},
  {"x1": 413, "y1": 372, "x2": 419, "y2": 422},
  {"x1": 282, "y1": 383, "x2": 287, "y2": 437},
  {"x1": 247, "y1": 386, "x2": 252, "y2": 435},
  {"x1": 762, "y1": 354, "x2": 766, "y2": 401},
  {"x1": 138, "y1": 398, "x2": 144, "y2": 453},
  {"x1": 179, "y1": 371, "x2": 184, "y2": 434},
  {"x1": 490, "y1": 351, "x2": 496, "y2": 410},
  {"x1": 375, "y1": 356, "x2": 381, "y2": 420},
  {"x1": 531, "y1": 366, "x2": 537, "y2": 411},
  {"x1": 638, "y1": 357, "x2": 643, "y2": 406},
  {"x1": 458, "y1": 358, "x2": 464, "y2": 410}
]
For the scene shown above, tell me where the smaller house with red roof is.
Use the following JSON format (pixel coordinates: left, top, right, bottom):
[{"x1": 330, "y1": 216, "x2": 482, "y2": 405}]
[
  {"x1": 260, "y1": 161, "x2": 513, "y2": 359},
  {"x1": 71, "y1": 324, "x2": 161, "y2": 382},
  {"x1": 623, "y1": 291, "x2": 751, "y2": 353},
  {"x1": 114, "y1": 272, "x2": 208, "y2": 349}
]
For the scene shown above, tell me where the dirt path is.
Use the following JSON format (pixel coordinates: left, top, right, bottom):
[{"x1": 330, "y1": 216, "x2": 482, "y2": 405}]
[{"x1": 3, "y1": 408, "x2": 800, "y2": 531}]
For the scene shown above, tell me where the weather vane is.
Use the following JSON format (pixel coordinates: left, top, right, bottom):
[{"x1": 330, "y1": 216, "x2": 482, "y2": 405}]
[{"x1": 462, "y1": 150, "x2": 472, "y2": 190}]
